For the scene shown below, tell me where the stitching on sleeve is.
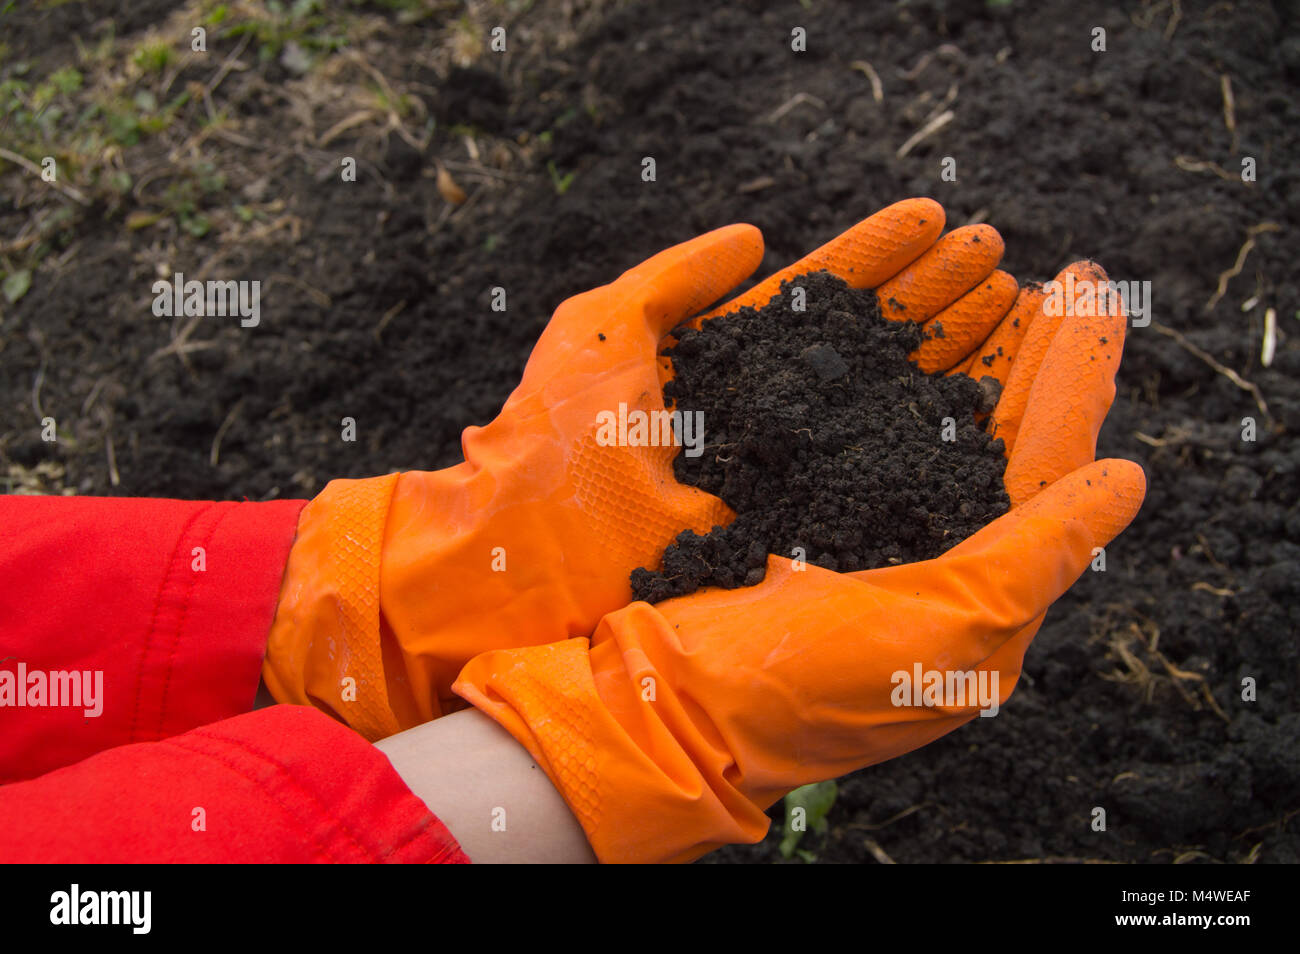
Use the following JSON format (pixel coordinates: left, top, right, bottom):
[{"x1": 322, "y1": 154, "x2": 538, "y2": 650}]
[
  {"x1": 162, "y1": 732, "x2": 352, "y2": 862},
  {"x1": 178, "y1": 726, "x2": 389, "y2": 862},
  {"x1": 154, "y1": 503, "x2": 236, "y2": 740},
  {"x1": 129, "y1": 503, "x2": 212, "y2": 744}
]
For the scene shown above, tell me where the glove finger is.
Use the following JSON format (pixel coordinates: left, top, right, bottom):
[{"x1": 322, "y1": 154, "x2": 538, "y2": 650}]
[
  {"x1": 1003, "y1": 262, "x2": 1127, "y2": 506},
  {"x1": 988, "y1": 263, "x2": 1090, "y2": 454},
  {"x1": 524, "y1": 224, "x2": 763, "y2": 389},
  {"x1": 854, "y1": 458, "x2": 1145, "y2": 671},
  {"x1": 875, "y1": 224, "x2": 1004, "y2": 324},
  {"x1": 691, "y1": 197, "x2": 945, "y2": 325},
  {"x1": 693, "y1": 460, "x2": 1147, "y2": 702},
  {"x1": 949, "y1": 283, "x2": 1045, "y2": 388},
  {"x1": 943, "y1": 457, "x2": 1145, "y2": 560},
  {"x1": 631, "y1": 223, "x2": 767, "y2": 337},
  {"x1": 913, "y1": 269, "x2": 1018, "y2": 373}
]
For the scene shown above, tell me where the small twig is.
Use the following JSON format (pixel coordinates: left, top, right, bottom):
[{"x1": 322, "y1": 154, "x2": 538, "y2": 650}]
[
  {"x1": 346, "y1": 49, "x2": 402, "y2": 112},
  {"x1": 373, "y1": 299, "x2": 406, "y2": 341},
  {"x1": 1152, "y1": 649, "x2": 1230, "y2": 723},
  {"x1": 736, "y1": 176, "x2": 776, "y2": 194},
  {"x1": 1193, "y1": 533, "x2": 1227, "y2": 573},
  {"x1": 1191, "y1": 581, "x2": 1235, "y2": 597},
  {"x1": 1204, "y1": 223, "x2": 1281, "y2": 312},
  {"x1": 447, "y1": 185, "x2": 483, "y2": 223},
  {"x1": 1132, "y1": 0, "x2": 1168, "y2": 30},
  {"x1": 925, "y1": 83, "x2": 959, "y2": 124},
  {"x1": 862, "y1": 838, "x2": 896, "y2": 865},
  {"x1": 201, "y1": 83, "x2": 219, "y2": 127},
  {"x1": 900, "y1": 49, "x2": 935, "y2": 80},
  {"x1": 211, "y1": 127, "x2": 258, "y2": 149},
  {"x1": 1261, "y1": 307, "x2": 1277, "y2": 368},
  {"x1": 159, "y1": 50, "x2": 198, "y2": 97},
  {"x1": 1240, "y1": 271, "x2": 1264, "y2": 312},
  {"x1": 1220, "y1": 73, "x2": 1238, "y2": 153},
  {"x1": 0, "y1": 232, "x2": 40, "y2": 255},
  {"x1": 105, "y1": 436, "x2": 120, "y2": 487},
  {"x1": 204, "y1": 32, "x2": 252, "y2": 97},
  {"x1": 1165, "y1": 0, "x2": 1183, "y2": 39},
  {"x1": 983, "y1": 857, "x2": 1122, "y2": 865},
  {"x1": 210, "y1": 400, "x2": 244, "y2": 467},
  {"x1": 898, "y1": 44, "x2": 964, "y2": 81},
  {"x1": 0, "y1": 147, "x2": 90, "y2": 205},
  {"x1": 266, "y1": 272, "x2": 331, "y2": 308},
  {"x1": 897, "y1": 109, "x2": 953, "y2": 158},
  {"x1": 31, "y1": 361, "x2": 46, "y2": 421},
  {"x1": 318, "y1": 109, "x2": 384, "y2": 147},
  {"x1": 100, "y1": 408, "x2": 121, "y2": 488},
  {"x1": 242, "y1": 213, "x2": 303, "y2": 244},
  {"x1": 438, "y1": 159, "x2": 522, "y2": 181},
  {"x1": 1, "y1": 212, "x2": 43, "y2": 254},
  {"x1": 845, "y1": 803, "x2": 928, "y2": 832},
  {"x1": 1235, "y1": 805, "x2": 1300, "y2": 841},
  {"x1": 1150, "y1": 321, "x2": 1273, "y2": 425},
  {"x1": 758, "y1": 92, "x2": 827, "y2": 125},
  {"x1": 81, "y1": 376, "x2": 108, "y2": 416},
  {"x1": 849, "y1": 60, "x2": 883, "y2": 103},
  {"x1": 155, "y1": 324, "x2": 213, "y2": 383},
  {"x1": 1173, "y1": 155, "x2": 1235, "y2": 181}
]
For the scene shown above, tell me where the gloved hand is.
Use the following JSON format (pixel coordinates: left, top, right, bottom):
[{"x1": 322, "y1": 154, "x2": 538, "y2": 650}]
[
  {"x1": 264, "y1": 198, "x2": 1018, "y2": 741},
  {"x1": 453, "y1": 261, "x2": 1146, "y2": 863}
]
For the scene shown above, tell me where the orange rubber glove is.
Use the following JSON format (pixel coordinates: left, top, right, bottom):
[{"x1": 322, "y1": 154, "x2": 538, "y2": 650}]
[
  {"x1": 264, "y1": 198, "x2": 1015, "y2": 741},
  {"x1": 453, "y1": 261, "x2": 1146, "y2": 863}
]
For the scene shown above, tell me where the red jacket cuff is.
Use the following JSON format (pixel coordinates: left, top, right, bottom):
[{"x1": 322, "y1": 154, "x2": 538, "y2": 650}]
[
  {"x1": 0, "y1": 705, "x2": 470, "y2": 863},
  {"x1": 0, "y1": 495, "x2": 305, "y2": 782}
]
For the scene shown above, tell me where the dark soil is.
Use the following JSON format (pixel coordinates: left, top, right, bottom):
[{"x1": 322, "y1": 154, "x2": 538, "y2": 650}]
[
  {"x1": 630, "y1": 271, "x2": 1008, "y2": 603},
  {"x1": 3, "y1": 0, "x2": 1297, "y2": 863}
]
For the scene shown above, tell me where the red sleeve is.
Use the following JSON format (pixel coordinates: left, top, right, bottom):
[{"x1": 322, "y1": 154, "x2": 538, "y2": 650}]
[
  {"x1": 0, "y1": 495, "x2": 305, "y2": 783},
  {"x1": 0, "y1": 704, "x2": 471, "y2": 863}
]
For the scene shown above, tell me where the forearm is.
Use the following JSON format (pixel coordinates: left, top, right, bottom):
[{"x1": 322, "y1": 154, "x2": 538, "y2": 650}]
[{"x1": 375, "y1": 707, "x2": 596, "y2": 864}]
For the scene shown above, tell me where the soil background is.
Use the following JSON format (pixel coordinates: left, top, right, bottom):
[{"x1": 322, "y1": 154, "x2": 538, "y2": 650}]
[{"x1": 2, "y1": 0, "x2": 1297, "y2": 863}]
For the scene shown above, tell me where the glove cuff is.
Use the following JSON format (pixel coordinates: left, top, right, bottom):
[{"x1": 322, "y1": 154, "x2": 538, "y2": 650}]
[
  {"x1": 263, "y1": 472, "x2": 402, "y2": 741},
  {"x1": 452, "y1": 612, "x2": 770, "y2": 864}
]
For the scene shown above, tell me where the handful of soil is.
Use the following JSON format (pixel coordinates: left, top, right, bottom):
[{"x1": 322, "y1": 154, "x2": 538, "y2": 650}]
[{"x1": 630, "y1": 270, "x2": 1010, "y2": 604}]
